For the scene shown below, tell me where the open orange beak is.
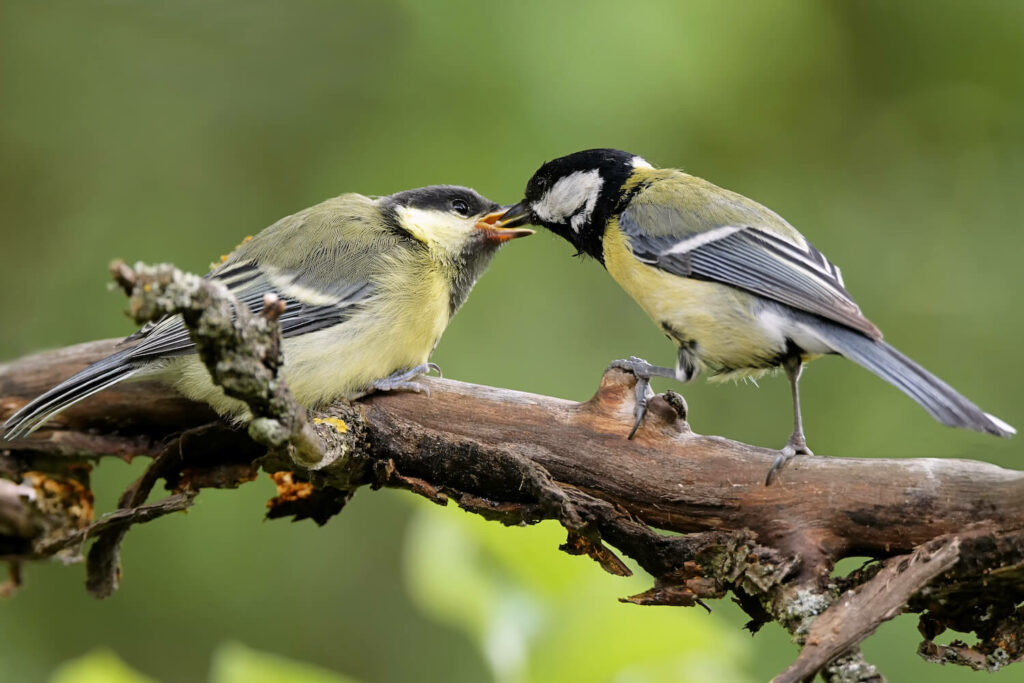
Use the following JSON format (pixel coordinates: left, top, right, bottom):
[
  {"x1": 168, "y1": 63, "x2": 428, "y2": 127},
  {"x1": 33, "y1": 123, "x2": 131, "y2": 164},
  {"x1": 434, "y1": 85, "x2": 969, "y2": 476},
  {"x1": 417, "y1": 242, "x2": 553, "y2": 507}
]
[{"x1": 475, "y1": 206, "x2": 535, "y2": 243}]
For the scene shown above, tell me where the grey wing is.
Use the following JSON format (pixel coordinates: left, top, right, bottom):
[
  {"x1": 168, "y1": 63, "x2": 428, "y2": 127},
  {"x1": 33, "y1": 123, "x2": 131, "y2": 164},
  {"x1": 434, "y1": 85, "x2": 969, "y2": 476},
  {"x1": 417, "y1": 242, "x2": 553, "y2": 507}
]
[
  {"x1": 123, "y1": 261, "x2": 375, "y2": 361},
  {"x1": 619, "y1": 208, "x2": 881, "y2": 339}
]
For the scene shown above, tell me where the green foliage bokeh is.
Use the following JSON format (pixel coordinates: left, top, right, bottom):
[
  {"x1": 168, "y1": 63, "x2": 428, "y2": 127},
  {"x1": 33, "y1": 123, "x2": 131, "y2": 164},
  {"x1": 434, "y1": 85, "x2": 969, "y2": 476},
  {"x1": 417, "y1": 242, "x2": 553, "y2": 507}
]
[{"x1": 1, "y1": 1, "x2": 1021, "y2": 681}]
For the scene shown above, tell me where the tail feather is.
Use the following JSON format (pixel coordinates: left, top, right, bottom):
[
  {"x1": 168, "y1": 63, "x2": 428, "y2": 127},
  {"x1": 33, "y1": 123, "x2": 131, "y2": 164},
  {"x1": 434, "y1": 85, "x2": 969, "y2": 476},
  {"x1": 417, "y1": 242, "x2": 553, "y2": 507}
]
[
  {"x1": 2, "y1": 350, "x2": 141, "y2": 440},
  {"x1": 810, "y1": 319, "x2": 1015, "y2": 438}
]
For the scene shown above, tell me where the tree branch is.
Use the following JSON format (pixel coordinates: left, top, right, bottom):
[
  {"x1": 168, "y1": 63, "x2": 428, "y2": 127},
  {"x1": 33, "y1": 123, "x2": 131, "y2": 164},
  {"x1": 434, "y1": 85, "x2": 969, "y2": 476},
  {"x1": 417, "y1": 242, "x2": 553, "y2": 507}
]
[
  {"x1": 774, "y1": 537, "x2": 961, "y2": 683},
  {"x1": 1, "y1": 262, "x2": 1023, "y2": 681}
]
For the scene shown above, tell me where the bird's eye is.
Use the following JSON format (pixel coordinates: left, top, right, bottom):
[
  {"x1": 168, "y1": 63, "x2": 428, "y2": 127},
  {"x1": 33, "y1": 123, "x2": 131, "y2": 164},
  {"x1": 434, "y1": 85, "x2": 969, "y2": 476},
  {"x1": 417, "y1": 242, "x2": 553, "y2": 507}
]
[{"x1": 451, "y1": 198, "x2": 470, "y2": 216}]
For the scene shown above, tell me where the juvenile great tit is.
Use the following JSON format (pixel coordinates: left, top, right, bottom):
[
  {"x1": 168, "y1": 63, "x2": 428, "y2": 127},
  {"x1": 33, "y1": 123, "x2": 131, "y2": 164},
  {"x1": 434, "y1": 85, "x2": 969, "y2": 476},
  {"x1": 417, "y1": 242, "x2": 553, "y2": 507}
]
[
  {"x1": 489, "y1": 148, "x2": 1014, "y2": 475},
  {"x1": 3, "y1": 185, "x2": 532, "y2": 439}
]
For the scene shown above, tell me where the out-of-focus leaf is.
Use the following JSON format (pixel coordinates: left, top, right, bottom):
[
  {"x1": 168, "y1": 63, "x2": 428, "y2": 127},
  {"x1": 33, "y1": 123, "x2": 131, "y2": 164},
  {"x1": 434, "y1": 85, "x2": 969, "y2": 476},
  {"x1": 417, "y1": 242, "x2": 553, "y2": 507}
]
[
  {"x1": 209, "y1": 641, "x2": 363, "y2": 683},
  {"x1": 404, "y1": 500, "x2": 753, "y2": 683},
  {"x1": 49, "y1": 649, "x2": 156, "y2": 683}
]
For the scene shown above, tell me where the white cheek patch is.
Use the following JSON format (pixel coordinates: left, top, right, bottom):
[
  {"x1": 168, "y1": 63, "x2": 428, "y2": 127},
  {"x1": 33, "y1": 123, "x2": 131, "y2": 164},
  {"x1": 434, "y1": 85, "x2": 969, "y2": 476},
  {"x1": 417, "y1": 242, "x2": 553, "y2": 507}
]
[
  {"x1": 531, "y1": 169, "x2": 603, "y2": 232},
  {"x1": 394, "y1": 206, "x2": 474, "y2": 254}
]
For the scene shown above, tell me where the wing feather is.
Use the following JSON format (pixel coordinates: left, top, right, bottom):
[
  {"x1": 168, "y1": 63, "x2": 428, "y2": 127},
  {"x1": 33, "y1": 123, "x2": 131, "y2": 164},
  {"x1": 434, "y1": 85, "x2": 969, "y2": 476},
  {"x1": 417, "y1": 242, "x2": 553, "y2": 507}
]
[
  {"x1": 619, "y1": 208, "x2": 881, "y2": 339},
  {"x1": 125, "y1": 262, "x2": 374, "y2": 361}
]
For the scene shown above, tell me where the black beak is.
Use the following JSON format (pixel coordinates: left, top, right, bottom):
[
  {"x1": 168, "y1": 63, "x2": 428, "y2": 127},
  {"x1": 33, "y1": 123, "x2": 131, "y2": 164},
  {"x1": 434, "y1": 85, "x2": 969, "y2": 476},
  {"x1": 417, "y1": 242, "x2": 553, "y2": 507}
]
[
  {"x1": 493, "y1": 201, "x2": 533, "y2": 228},
  {"x1": 474, "y1": 203, "x2": 535, "y2": 242}
]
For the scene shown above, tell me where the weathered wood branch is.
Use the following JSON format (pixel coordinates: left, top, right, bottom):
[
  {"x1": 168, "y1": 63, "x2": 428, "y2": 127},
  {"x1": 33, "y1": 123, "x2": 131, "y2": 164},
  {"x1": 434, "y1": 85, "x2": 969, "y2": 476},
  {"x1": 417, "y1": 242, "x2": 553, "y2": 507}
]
[
  {"x1": 1, "y1": 263, "x2": 1023, "y2": 682},
  {"x1": 774, "y1": 537, "x2": 961, "y2": 683}
]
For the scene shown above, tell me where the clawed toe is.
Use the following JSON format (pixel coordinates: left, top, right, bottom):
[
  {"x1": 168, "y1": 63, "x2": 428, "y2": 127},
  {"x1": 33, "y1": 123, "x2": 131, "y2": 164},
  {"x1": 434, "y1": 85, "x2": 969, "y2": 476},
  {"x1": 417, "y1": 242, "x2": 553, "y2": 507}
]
[
  {"x1": 627, "y1": 377, "x2": 655, "y2": 440},
  {"x1": 395, "y1": 380, "x2": 430, "y2": 397},
  {"x1": 765, "y1": 436, "x2": 814, "y2": 485},
  {"x1": 608, "y1": 357, "x2": 677, "y2": 440},
  {"x1": 609, "y1": 356, "x2": 657, "y2": 377},
  {"x1": 371, "y1": 378, "x2": 430, "y2": 397},
  {"x1": 765, "y1": 452, "x2": 791, "y2": 486},
  {"x1": 371, "y1": 364, "x2": 437, "y2": 397}
]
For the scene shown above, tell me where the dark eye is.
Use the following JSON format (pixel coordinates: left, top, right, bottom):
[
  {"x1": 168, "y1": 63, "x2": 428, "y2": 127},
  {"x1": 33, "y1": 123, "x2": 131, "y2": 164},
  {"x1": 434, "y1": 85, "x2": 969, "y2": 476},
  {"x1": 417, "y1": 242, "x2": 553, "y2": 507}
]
[{"x1": 450, "y1": 198, "x2": 471, "y2": 216}]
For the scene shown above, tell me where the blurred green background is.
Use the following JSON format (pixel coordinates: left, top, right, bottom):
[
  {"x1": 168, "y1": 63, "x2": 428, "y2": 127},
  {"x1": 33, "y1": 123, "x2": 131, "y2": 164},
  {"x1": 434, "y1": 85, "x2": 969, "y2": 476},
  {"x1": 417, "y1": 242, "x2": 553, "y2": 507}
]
[{"x1": 1, "y1": 1, "x2": 1021, "y2": 681}]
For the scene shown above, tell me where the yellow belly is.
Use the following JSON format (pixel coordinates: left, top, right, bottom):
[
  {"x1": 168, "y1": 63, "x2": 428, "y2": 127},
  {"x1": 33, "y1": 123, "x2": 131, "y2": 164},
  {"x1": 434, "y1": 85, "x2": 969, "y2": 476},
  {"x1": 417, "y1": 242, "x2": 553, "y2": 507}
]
[
  {"x1": 165, "y1": 266, "x2": 450, "y2": 420},
  {"x1": 602, "y1": 224, "x2": 787, "y2": 376}
]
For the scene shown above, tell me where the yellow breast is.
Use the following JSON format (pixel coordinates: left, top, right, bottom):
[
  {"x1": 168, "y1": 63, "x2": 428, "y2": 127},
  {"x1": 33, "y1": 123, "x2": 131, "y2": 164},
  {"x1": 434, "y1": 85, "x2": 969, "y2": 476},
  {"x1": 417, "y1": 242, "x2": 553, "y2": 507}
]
[
  {"x1": 166, "y1": 253, "x2": 451, "y2": 419},
  {"x1": 602, "y1": 222, "x2": 786, "y2": 375},
  {"x1": 283, "y1": 258, "x2": 449, "y2": 405}
]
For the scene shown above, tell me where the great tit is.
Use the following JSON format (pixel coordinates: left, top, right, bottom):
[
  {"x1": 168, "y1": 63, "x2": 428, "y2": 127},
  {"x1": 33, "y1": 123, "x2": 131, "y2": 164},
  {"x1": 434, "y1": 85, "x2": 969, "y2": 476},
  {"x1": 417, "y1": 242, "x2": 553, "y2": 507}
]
[
  {"x1": 489, "y1": 148, "x2": 1014, "y2": 474},
  {"x1": 3, "y1": 185, "x2": 532, "y2": 439}
]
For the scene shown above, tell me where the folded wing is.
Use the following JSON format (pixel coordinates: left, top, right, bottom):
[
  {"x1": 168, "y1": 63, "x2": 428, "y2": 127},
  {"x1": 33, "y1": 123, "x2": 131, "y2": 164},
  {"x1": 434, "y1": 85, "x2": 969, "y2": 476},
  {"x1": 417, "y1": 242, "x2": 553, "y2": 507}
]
[
  {"x1": 619, "y1": 208, "x2": 881, "y2": 339},
  {"x1": 124, "y1": 261, "x2": 374, "y2": 360},
  {"x1": 3, "y1": 261, "x2": 374, "y2": 439}
]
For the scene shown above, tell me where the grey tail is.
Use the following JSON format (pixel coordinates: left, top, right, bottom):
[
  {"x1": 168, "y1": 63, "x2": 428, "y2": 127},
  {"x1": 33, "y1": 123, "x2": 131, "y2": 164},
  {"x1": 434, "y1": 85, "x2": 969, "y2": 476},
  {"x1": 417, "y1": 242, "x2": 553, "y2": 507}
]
[
  {"x1": 810, "y1": 318, "x2": 1015, "y2": 438},
  {"x1": 2, "y1": 349, "x2": 141, "y2": 440}
]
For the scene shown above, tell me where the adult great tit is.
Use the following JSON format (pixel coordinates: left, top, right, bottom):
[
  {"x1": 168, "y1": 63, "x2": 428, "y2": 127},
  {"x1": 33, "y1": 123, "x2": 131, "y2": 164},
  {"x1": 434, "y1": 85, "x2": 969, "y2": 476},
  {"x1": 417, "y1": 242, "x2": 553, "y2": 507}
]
[
  {"x1": 3, "y1": 185, "x2": 532, "y2": 439},
  {"x1": 490, "y1": 148, "x2": 1014, "y2": 475}
]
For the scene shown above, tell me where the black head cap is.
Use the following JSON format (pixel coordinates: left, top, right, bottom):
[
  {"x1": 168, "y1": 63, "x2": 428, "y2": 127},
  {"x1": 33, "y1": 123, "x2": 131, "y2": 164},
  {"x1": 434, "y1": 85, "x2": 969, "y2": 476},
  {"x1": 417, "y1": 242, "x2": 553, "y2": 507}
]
[
  {"x1": 382, "y1": 185, "x2": 500, "y2": 223},
  {"x1": 516, "y1": 149, "x2": 650, "y2": 260}
]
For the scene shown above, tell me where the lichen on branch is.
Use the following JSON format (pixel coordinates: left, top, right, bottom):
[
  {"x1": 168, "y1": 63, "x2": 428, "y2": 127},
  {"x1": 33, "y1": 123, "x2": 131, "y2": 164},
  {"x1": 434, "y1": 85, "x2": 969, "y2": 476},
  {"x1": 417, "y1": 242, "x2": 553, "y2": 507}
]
[{"x1": 110, "y1": 259, "x2": 324, "y2": 467}]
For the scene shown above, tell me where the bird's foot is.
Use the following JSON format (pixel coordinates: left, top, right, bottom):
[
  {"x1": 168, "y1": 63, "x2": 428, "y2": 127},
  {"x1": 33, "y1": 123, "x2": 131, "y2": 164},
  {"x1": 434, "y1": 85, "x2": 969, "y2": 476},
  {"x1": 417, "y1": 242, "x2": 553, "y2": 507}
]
[
  {"x1": 608, "y1": 357, "x2": 672, "y2": 439},
  {"x1": 371, "y1": 363, "x2": 441, "y2": 397},
  {"x1": 626, "y1": 377, "x2": 657, "y2": 439},
  {"x1": 765, "y1": 435, "x2": 813, "y2": 486},
  {"x1": 608, "y1": 356, "x2": 665, "y2": 377}
]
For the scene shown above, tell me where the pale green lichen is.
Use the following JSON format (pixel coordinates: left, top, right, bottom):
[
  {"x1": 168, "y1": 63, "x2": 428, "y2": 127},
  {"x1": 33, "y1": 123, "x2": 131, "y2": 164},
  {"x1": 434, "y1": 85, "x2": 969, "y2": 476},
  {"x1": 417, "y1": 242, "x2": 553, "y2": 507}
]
[
  {"x1": 823, "y1": 650, "x2": 882, "y2": 683},
  {"x1": 784, "y1": 588, "x2": 832, "y2": 637},
  {"x1": 115, "y1": 260, "x2": 326, "y2": 469},
  {"x1": 987, "y1": 647, "x2": 1010, "y2": 672},
  {"x1": 248, "y1": 418, "x2": 289, "y2": 448}
]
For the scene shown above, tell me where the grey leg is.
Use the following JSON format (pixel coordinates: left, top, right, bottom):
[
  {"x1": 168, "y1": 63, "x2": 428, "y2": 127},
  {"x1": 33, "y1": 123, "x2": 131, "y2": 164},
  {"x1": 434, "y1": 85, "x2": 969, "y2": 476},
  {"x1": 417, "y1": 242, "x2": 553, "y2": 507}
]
[
  {"x1": 608, "y1": 356, "x2": 677, "y2": 439},
  {"x1": 766, "y1": 355, "x2": 814, "y2": 485},
  {"x1": 370, "y1": 363, "x2": 441, "y2": 397}
]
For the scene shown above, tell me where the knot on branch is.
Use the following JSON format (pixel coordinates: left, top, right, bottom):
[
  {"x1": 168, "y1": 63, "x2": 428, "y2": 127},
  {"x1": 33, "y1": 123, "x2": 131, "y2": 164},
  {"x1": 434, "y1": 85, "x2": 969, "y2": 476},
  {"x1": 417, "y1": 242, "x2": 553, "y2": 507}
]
[{"x1": 583, "y1": 367, "x2": 691, "y2": 437}]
